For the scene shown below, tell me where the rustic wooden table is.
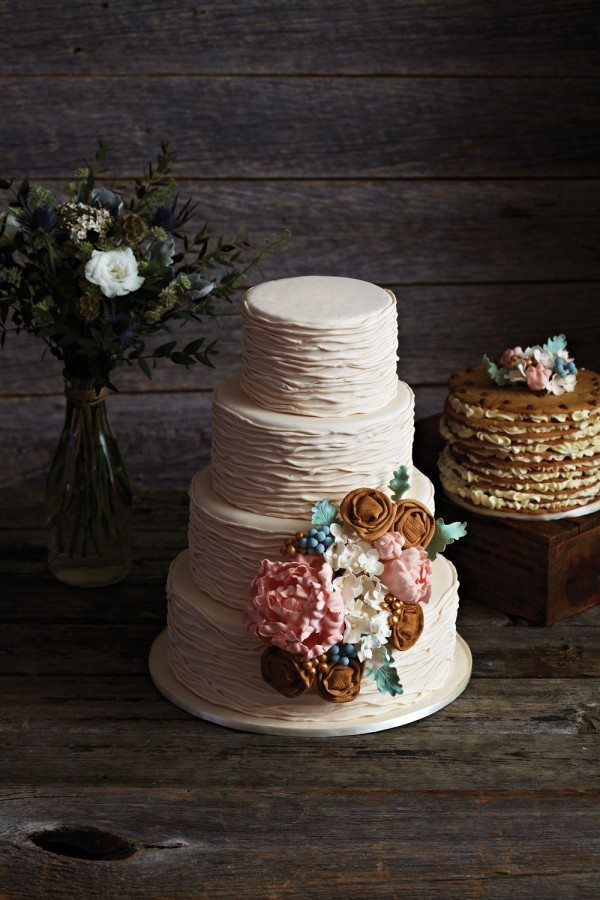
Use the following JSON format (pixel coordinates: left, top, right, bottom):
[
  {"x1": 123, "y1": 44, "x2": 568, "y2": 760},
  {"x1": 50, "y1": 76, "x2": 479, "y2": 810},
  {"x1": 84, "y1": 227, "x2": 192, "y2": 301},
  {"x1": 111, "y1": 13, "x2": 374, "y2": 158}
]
[{"x1": 1, "y1": 455, "x2": 599, "y2": 896}]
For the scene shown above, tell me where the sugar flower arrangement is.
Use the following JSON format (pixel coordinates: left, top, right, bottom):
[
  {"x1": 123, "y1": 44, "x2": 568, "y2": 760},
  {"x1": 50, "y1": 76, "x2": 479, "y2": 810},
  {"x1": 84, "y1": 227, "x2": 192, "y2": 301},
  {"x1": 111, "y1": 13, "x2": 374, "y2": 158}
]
[
  {"x1": 0, "y1": 142, "x2": 287, "y2": 388},
  {"x1": 483, "y1": 335, "x2": 577, "y2": 396},
  {"x1": 244, "y1": 468, "x2": 466, "y2": 704}
]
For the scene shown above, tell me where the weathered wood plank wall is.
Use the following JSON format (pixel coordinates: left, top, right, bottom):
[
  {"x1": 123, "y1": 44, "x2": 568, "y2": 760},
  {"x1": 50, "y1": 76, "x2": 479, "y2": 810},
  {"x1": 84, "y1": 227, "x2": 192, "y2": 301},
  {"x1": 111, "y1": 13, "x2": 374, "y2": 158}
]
[{"x1": 1, "y1": 1, "x2": 598, "y2": 487}]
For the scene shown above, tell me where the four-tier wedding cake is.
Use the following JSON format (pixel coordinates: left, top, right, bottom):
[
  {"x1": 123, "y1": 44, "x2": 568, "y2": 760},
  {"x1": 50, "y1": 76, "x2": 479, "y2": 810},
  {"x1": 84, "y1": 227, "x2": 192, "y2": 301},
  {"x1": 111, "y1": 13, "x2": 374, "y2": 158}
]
[{"x1": 157, "y1": 275, "x2": 469, "y2": 734}]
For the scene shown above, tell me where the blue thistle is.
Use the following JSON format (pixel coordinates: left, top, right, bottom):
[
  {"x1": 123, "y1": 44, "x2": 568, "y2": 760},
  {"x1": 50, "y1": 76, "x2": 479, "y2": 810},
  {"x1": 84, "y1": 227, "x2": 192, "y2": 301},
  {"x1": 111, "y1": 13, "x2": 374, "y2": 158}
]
[
  {"x1": 109, "y1": 315, "x2": 136, "y2": 346},
  {"x1": 30, "y1": 205, "x2": 56, "y2": 233},
  {"x1": 152, "y1": 205, "x2": 175, "y2": 231}
]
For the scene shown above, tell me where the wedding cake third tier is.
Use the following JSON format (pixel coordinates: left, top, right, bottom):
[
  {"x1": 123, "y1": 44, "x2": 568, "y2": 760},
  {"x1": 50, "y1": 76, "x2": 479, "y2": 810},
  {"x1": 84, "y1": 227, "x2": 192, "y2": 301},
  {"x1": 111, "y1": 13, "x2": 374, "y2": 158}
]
[{"x1": 165, "y1": 276, "x2": 467, "y2": 731}]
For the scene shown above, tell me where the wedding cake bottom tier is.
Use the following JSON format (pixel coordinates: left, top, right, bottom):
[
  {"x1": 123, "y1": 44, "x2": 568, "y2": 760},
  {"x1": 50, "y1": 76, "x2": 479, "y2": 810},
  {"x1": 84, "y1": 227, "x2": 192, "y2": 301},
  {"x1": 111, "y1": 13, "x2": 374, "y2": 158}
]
[
  {"x1": 166, "y1": 549, "x2": 459, "y2": 726},
  {"x1": 189, "y1": 464, "x2": 435, "y2": 611}
]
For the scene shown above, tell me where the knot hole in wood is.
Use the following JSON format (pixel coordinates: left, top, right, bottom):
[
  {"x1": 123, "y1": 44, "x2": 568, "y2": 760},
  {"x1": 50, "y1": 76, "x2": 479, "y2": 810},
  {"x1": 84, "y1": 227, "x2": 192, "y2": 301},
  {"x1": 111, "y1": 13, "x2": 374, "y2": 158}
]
[{"x1": 30, "y1": 825, "x2": 136, "y2": 861}]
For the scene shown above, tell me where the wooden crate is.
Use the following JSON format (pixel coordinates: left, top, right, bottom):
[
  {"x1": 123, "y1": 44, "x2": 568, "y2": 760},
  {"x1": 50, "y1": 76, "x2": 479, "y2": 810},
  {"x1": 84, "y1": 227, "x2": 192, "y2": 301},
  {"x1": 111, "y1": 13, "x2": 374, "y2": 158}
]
[{"x1": 414, "y1": 415, "x2": 600, "y2": 624}]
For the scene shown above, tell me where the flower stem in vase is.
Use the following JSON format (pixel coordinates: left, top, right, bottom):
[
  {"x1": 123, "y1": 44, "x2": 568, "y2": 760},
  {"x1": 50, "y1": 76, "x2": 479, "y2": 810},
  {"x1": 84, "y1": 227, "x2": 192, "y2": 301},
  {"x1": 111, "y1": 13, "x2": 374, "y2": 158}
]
[{"x1": 46, "y1": 377, "x2": 133, "y2": 587}]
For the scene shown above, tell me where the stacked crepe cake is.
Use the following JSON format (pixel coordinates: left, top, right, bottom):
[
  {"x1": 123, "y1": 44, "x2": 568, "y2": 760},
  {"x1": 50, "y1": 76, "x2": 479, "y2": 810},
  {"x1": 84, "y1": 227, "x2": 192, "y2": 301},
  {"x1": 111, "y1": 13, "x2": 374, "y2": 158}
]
[{"x1": 439, "y1": 339, "x2": 600, "y2": 516}]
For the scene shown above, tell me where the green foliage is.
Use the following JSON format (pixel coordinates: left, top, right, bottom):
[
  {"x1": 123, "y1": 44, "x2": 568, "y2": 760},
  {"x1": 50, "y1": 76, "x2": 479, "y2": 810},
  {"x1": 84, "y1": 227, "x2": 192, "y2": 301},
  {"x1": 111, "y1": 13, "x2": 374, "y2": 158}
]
[
  {"x1": 388, "y1": 465, "x2": 411, "y2": 502},
  {"x1": 311, "y1": 499, "x2": 339, "y2": 527},
  {"x1": 427, "y1": 519, "x2": 467, "y2": 561},
  {"x1": 0, "y1": 142, "x2": 288, "y2": 388},
  {"x1": 367, "y1": 653, "x2": 403, "y2": 697},
  {"x1": 483, "y1": 354, "x2": 509, "y2": 386}
]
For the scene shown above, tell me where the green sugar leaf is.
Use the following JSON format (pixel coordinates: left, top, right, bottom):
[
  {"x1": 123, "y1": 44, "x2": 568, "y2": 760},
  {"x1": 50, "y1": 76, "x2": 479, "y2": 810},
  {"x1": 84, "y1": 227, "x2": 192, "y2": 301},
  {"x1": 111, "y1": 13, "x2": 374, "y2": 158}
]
[
  {"x1": 311, "y1": 498, "x2": 339, "y2": 527},
  {"x1": 483, "y1": 354, "x2": 509, "y2": 386},
  {"x1": 543, "y1": 334, "x2": 567, "y2": 355},
  {"x1": 389, "y1": 465, "x2": 411, "y2": 501},
  {"x1": 368, "y1": 653, "x2": 403, "y2": 698},
  {"x1": 427, "y1": 518, "x2": 467, "y2": 561}
]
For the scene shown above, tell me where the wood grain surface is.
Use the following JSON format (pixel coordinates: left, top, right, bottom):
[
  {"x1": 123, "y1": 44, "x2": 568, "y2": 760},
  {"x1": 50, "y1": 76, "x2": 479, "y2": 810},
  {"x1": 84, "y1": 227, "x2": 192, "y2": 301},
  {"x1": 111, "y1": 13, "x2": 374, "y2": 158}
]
[
  {"x1": 2, "y1": 76, "x2": 599, "y2": 178},
  {"x1": 1, "y1": 458, "x2": 598, "y2": 897},
  {"x1": 1, "y1": 0, "x2": 597, "y2": 76}
]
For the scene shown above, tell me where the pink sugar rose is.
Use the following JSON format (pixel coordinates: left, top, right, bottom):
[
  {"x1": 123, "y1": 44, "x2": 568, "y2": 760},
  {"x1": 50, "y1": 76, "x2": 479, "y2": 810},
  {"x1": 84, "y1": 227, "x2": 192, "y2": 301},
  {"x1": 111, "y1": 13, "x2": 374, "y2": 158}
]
[
  {"x1": 379, "y1": 545, "x2": 432, "y2": 604},
  {"x1": 525, "y1": 363, "x2": 552, "y2": 391},
  {"x1": 244, "y1": 555, "x2": 345, "y2": 659},
  {"x1": 500, "y1": 346, "x2": 525, "y2": 368},
  {"x1": 373, "y1": 531, "x2": 406, "y2": 562}
]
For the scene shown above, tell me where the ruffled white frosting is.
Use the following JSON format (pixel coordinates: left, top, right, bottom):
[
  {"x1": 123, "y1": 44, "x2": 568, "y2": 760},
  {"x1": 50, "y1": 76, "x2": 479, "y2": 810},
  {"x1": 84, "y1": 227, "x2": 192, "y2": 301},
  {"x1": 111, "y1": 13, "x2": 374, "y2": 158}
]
[
  {"x1": 241, "y1": 276, "x2": 398, "y2": 417},
  {"x1": 189, "y1": 465, "x2": 435, "y2": 610},
  {"x1": 167, "y1": 550, "x2": 459, "y2": 724},
  {"x1": 212, "y1": 375, "x2": 414, "y2": 516}
]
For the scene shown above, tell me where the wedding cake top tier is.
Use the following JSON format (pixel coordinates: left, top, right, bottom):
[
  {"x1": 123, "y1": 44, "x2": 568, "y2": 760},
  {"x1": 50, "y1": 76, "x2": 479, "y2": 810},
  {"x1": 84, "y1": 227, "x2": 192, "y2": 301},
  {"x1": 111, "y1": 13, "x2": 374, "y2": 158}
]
[{"x1": 241, "y1": 275, "x2": 398, "y2": 417}]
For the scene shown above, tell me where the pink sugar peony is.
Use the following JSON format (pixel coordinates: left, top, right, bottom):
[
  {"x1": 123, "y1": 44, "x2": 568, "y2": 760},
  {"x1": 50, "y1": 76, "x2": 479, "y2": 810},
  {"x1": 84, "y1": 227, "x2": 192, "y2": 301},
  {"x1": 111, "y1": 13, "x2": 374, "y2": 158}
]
[
  {"x1": 500, "y1": 346, "x2": 525, "y2": 368},
  {"x1": 373, "y1": 531, "x2": 406, "y2": 562},
  {"x1": 379, "y1": 545, "x2": 432, "y2": 604},
  {"x1": 244, "y1": 555, "x2": 345, "y2": 659},
  {"x1": 525, "y1": 363, "x2": 552, "y2": 391}
]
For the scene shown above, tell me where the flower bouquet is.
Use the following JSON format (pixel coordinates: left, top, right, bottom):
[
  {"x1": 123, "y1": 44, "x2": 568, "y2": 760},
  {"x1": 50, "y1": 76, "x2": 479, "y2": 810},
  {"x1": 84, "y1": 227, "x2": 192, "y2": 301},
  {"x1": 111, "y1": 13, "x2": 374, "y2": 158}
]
[
  {"x1": 244, "y1": 467, "x2": 466, "y2": 703},
  {"x1": 483, "y1": 335, "x2": 578, "y2": 395},
  {"x1": 0, "y1": 142, "x2": 287, "y2": 586}
]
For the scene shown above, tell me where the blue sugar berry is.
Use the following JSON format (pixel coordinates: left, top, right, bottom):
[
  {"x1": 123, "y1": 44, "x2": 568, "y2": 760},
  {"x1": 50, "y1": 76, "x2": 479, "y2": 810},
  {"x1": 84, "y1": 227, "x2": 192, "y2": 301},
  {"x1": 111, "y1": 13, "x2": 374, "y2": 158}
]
[
  {"x1": 307, "y1": 537, "x2": 318, "y2": 548},
  {"x1": 316, "y1": 543, "x2": 325, "y2": 554},
  {"x1": 567, "y1": 361, "x2": 577, "y2": 374},
  {"x1": 342, "y1": 644, "x2": 354, "y2": 655},
  {"x1": 340, "y1": 656, "x2": 350, "y2": 666},
  {"x1": 308, "y1": 528, "x2": 318, "y2": 538},
  {"x1": 323, "y1": 535, "x2": 334, "y2": 547},
  {"x1": 298, "y1": 537, "x2": 308, "y2": 549},
  {"x1": 316, "y1": 530, "x2": 327, "y2": 542}
]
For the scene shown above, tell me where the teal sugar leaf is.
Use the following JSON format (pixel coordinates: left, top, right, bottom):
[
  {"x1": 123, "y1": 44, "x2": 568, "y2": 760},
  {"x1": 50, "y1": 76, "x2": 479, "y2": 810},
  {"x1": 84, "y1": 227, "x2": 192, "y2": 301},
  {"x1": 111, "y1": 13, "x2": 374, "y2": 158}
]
[
  {"x1": 483, "y1": 354, "x2": 509, "y2": 386},
  {"x1": 389, "y1": 465, "x2": 411, "y2": 502},
  {"x1": 427, "y1": 518, "x2": 467, "y2": 561},
  {"x1": 311, "y1": 498, "x2": 339, "y2": 527},
  {"x1": 367, "y1": 653, "x2": 403, "y2": 698},
  {"x1": 543, "y1": 334, "x2": 567, "y2": 355}
]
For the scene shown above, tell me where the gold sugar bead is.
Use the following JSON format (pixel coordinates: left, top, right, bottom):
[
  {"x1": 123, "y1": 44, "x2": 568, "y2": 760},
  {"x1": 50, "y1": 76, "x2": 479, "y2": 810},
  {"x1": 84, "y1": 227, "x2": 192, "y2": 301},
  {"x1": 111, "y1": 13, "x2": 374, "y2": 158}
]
[
  {"x1": 319, "y1": 663, "x2": 329, "y2": 673},
  {"x1": 391, "y1": 615, "x2": 399, "y2": 624},
  {"x1": 286, "y1": 545, "x2": 296, "y2": 556},
  {"x1": 319, "y1": 654, "x2": 327, "y2": 662},
  {"x1": 295, "y1": 531, "x2": 305, "y2": 539}
]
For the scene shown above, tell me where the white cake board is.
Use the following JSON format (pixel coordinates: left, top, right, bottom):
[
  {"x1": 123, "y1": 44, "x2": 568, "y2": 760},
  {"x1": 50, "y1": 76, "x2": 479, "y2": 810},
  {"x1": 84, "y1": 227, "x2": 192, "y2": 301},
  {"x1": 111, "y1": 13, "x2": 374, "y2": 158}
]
[
  {"x1": 445, "y1": 489, "x2": 600, "y2": 522},
  {"x1": 148, "y1": 630, "x2": 472, "y2": 737}
]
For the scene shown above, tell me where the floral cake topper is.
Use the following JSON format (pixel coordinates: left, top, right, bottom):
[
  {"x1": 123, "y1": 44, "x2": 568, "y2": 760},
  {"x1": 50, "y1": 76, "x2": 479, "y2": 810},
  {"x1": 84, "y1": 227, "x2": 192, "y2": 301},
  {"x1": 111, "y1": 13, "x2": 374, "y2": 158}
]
[
  {"x1": 483, "y1": 335, "x2": 577, "y2": 395},
  {"x1": 244, "y1": 467, "x2": 466, "y2": 704}
]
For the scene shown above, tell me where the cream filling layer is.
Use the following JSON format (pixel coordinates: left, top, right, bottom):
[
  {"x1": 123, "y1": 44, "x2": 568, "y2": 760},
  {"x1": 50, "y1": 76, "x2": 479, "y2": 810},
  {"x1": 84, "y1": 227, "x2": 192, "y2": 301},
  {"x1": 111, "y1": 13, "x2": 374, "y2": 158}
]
[
  {"x1": 167, "y1": 550, "x2": 459, "y2": 724},
  {"x1": 212, "y1": 375, "x2": 414, "y2": 517},
  {"x1": 189, "y1": 465, "x2": 435, "y2": 611},
  {"x1": 439, "y1": 452, "x2": 600, "y2": 511},
  {"x1": 440, "y1": 416, "x2": 600, "y2": 461},
  {"x1": 444, "y1": 452, "x2": 600, "y2": 492},
  {"x1": 241, "y1": 278, "x2": 398, "y2": 417},
  {"x1": 448, "y1": 394, "x2": 600, "y2": 425}
]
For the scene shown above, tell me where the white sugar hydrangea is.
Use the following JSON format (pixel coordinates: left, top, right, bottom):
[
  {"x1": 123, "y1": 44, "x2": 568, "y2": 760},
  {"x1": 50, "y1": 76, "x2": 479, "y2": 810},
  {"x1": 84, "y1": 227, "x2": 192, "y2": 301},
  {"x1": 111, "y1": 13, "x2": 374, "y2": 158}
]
[{"x1": 324, "y1": 522, "x2": 384, "y2": 577}]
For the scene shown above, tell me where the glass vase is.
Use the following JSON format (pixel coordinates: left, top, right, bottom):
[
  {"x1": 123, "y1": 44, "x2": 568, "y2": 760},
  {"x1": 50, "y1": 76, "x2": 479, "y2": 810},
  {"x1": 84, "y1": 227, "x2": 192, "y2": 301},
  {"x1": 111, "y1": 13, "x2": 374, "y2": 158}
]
[{"x1": 46, "y1": 377, "x2": 133, "y2": 587}]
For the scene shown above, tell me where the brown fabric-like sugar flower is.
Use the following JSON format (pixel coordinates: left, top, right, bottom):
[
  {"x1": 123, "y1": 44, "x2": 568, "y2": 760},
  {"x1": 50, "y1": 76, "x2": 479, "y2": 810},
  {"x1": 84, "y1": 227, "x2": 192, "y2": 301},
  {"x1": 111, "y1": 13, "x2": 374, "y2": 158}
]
[
  {"x1": 316, "y1": 659, "x2": 365, "y2": 703},
  {"x1": 340, "y1": 487, "x2": 396, "y2": 540},
  {"x1": 119, "y1": 212, "x2": 147, "y2": 246},
  {"x1": 260, "y1": 647, "x2": 314, "y2": 698},
  {"x1": 393, "y1": 499, "x2": 435, "y2": 549},
  {"x1": 388, "y1": 600, "x2": 424, "y2": 651}
]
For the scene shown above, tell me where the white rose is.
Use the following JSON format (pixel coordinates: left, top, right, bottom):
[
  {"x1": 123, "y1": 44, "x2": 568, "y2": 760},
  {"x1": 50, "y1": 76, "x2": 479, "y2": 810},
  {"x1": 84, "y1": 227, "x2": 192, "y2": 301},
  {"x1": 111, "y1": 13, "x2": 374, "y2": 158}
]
[
  {"x1": 84, "y1": 247, "x2": 145, "y2": 298},
  {"x1": 0, "y1": 211, "x2": 21, "y2": 246}
]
